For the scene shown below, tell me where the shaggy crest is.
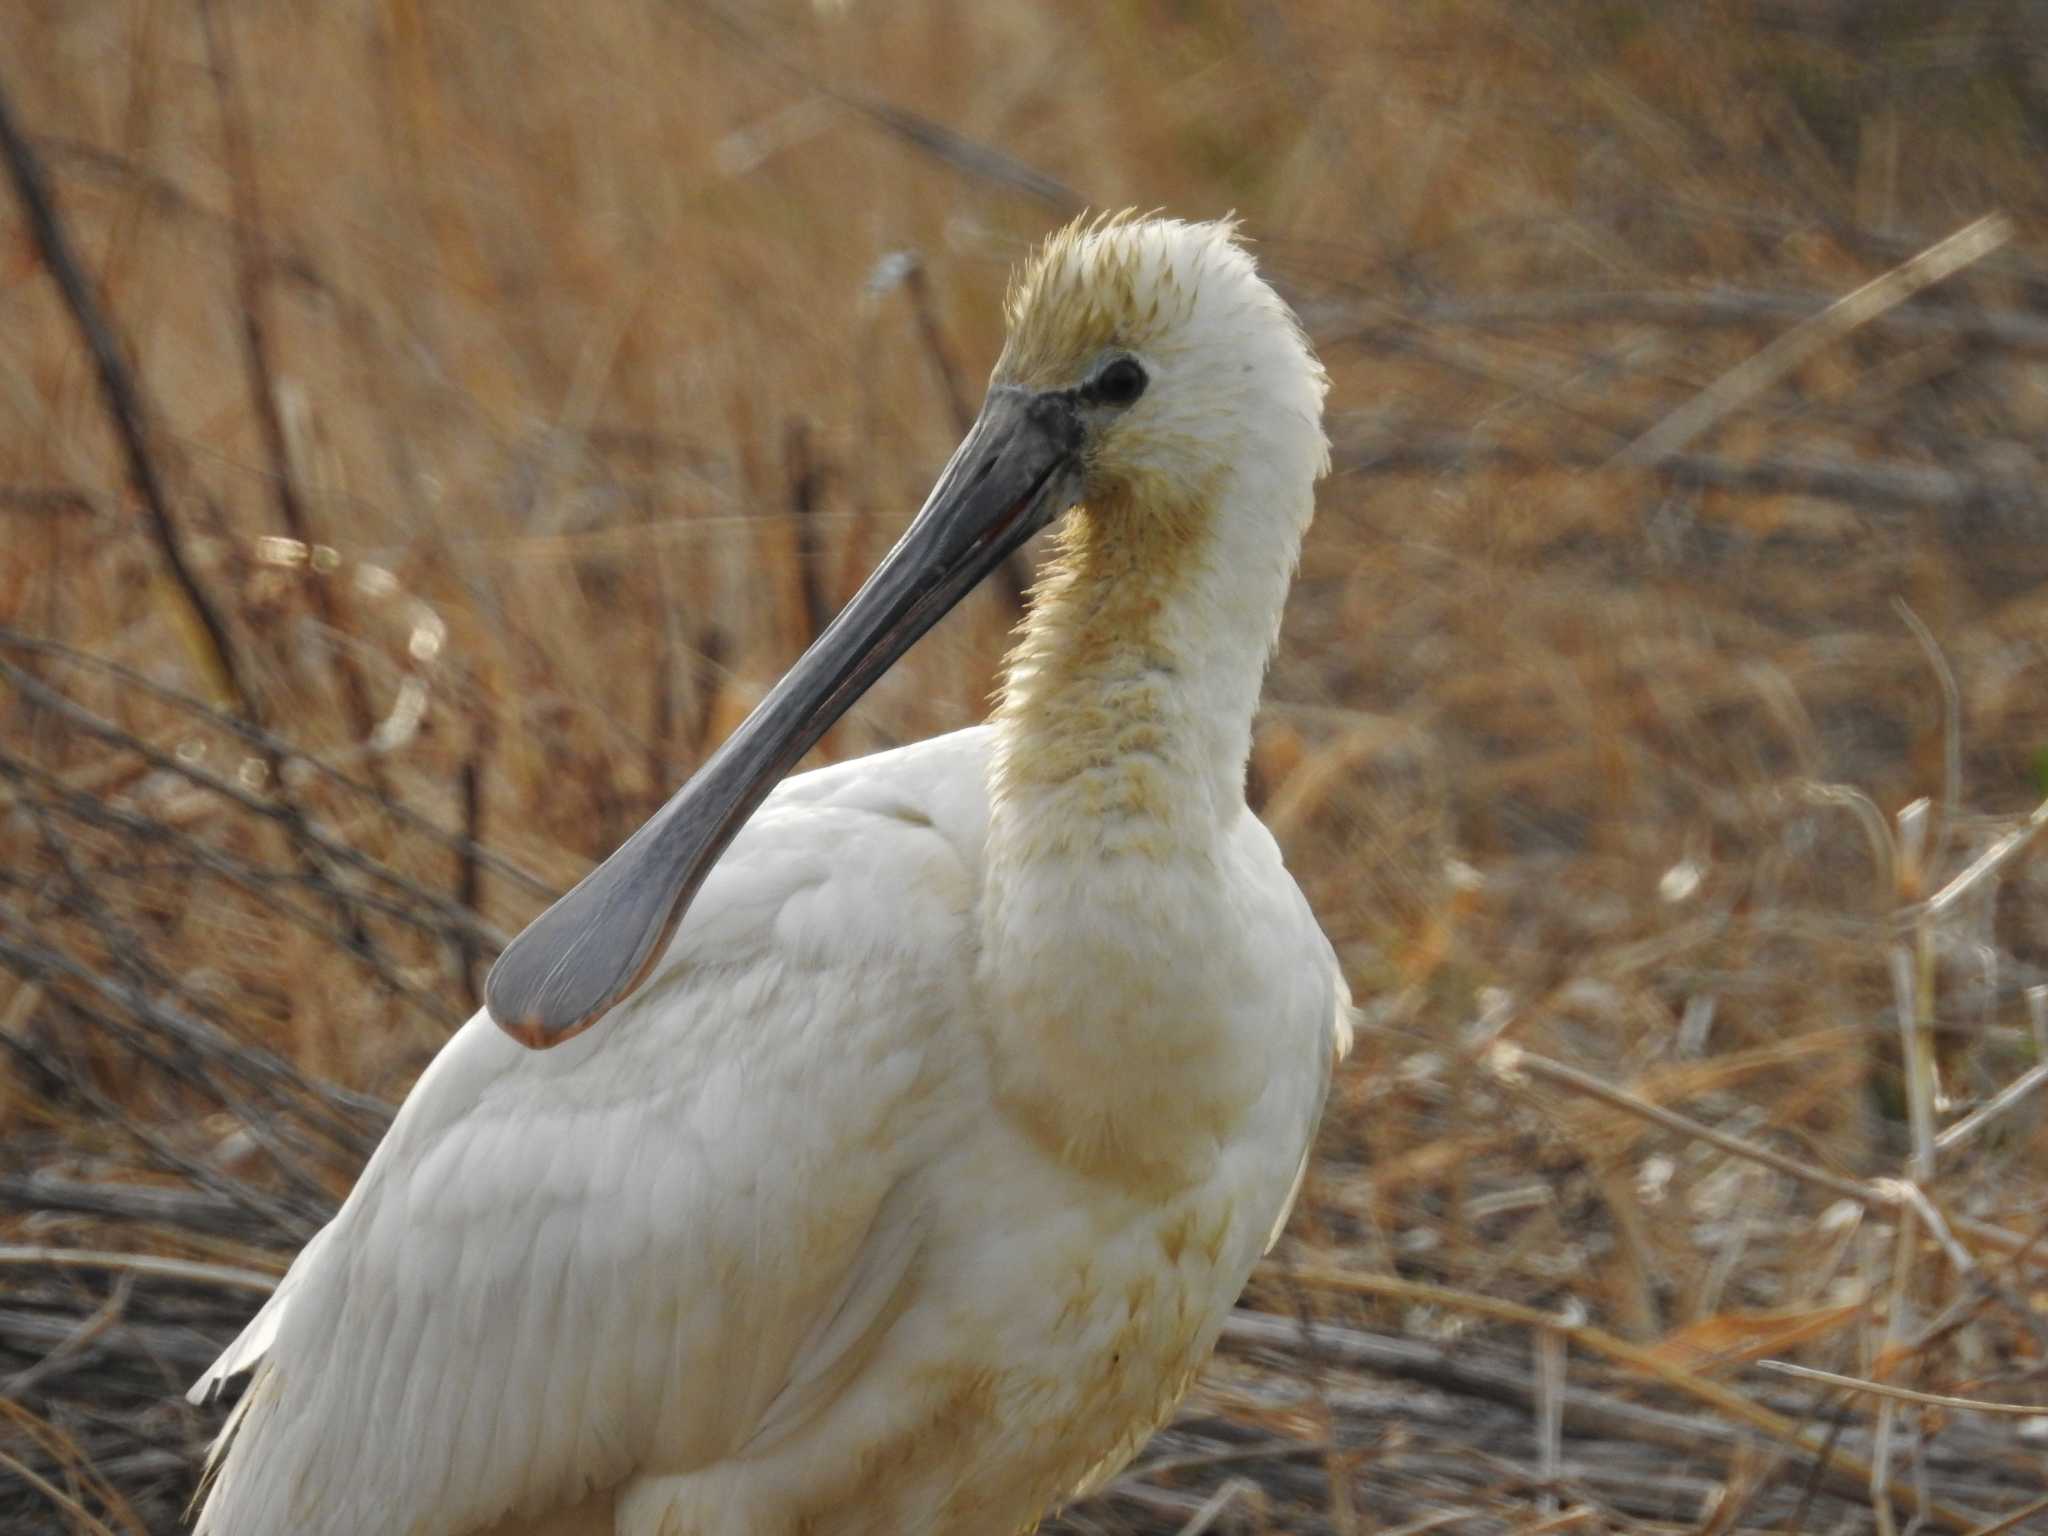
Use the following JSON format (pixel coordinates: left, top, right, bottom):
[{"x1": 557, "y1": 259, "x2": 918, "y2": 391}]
[{"x1": 996, "y1": 210, "x2": 1237, "y2": 389}]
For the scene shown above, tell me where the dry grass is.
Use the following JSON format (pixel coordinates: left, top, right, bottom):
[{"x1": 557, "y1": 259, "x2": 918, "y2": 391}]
[{"x1": 6, "y1": 2, "x2": 2048, "y2": 1531}]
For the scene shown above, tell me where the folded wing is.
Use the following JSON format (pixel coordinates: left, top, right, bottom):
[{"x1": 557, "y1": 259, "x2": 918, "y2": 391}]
[{"x1": 191, "y1": 731, "x2": 993, "y2": 1536}]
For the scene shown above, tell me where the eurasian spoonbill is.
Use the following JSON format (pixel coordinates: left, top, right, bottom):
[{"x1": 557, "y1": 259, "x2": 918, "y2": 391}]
[{"x1": 190, "y1": 211, "x2": 1353, "y2": 1536}]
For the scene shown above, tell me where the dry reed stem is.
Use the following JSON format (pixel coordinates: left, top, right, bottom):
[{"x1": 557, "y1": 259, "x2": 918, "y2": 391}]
[
  {"x1": 1277, "y1": 1269, "x2": 1982, "y2": 1531},
  {"x1": 1167, "y1": 1476, "x2": 1255, "y2": 1536},
  {"x1": 0, "y1": 1246, "x2": 283, "y2": 1292},
  {"x1": 1961, "y1": 1491, "x2": 2048, "y2": 1536},
  {"x1": 0, "y1": 1445, "x2": 125, "y2": 1536},
  {"x1": 1278, "y1": 1267, "x2": 1980, "y2": 1534},
  {"x1": 1533, "y1": 1325, "x2": 1565, "y2": 1516},
  {"x1": 197, "y1": 0, "x2": 391, "y2": 793},
  {"x1": 1925, "y1": 796, "x2": 2048, "y2": 918},
  {"x1": 1892, "y1": 601, "x2": 1961, "y2": 881},
  {"x1": 1488, "y1": 1044, "x2": 2048, "y2": 1271},
  {"x1": 1617, "y1": 212, "x2": 2014, "y2": 466},
  {"x1": 1508, "y1": 1509, "x2": 1598, "y2": 1536},
  {"x1": 1756, "y1": 1362, "x2": 2048, "y2": 1418},
  {"x1": 0, "y1": 1397, "x2": 139, "y2": 1535},
  {"x1": 1934, "y1": 1059, "x2": 2048, "y2": 1154}
]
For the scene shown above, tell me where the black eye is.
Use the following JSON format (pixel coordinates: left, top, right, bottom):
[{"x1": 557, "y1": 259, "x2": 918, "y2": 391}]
[{"x1": 1090, "y1": 357, "x2": 1149, "y2": 407}]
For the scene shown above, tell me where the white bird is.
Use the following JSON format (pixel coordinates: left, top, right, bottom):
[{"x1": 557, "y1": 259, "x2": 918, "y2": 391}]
[{"x1": 189, "y1": 213, "x2": 1353, "y2": 1536}]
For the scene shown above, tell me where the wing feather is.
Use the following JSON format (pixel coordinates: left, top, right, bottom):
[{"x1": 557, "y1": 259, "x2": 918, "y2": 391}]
[
  {"x1": 191, "y1": 730, "x2": 993, "y2": 1536},
  {"x1": 1231, "y1": 811, "x2": 1354, "y2": 1256}
]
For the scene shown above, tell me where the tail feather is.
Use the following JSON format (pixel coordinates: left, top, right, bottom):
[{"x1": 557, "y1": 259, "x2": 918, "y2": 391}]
[
  {"x1": 190, "y1": 1221, "x2": 334, "y2": 1405},
  {"x1": 187, "y1": 1366, "x2": 280, "y2": 1534}
]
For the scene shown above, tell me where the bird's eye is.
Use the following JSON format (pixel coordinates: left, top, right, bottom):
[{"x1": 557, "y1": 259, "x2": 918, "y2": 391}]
[{"x1": 1089, "y1": 357, "x2": 1149, "y2": 408}]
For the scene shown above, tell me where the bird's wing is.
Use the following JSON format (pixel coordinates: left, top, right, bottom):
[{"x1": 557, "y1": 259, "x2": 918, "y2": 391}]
[
  {"x1": 191, "y1": 729, "x2": 994, "y2": 1536},
  {"x1": 1232, "y1": 814, "x2": 1355, "y2": 1256}
]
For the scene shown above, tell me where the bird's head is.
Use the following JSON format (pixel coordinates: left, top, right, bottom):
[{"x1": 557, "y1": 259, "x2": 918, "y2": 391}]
[
  {"x1": 485, "y1": 214, "x2": 1327, "y2": 1049},
  {"x1": 995, "y1": 213, "x2": 1329, "y2": 517}
]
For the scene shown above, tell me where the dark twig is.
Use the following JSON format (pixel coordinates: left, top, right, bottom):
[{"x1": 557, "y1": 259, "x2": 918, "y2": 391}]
[
  {"x1": 0, "y1": 655, "x2": 522, "y2": 948},
  {"x1": 0, "y1": 65, "x2": 397, "y2": 992},
  {"x1": 0, "y1": 485, "x2": 102, "y2": 518},
  {"x1": 14, "y1": 796, "x2": 371, "y2": 1193},
  {"x1": 902, "y1": 261, "x2": 973, "y2": 434},
  {"x1": 875, "y1": 252, "x2": 1034, "y2": 616},
  {"x1": 0, "y1": 901, "x2": 392, "y2": 1144},
  {"x1": 454, "y1": 715, "x2": 493, "y2": 1010},
  {"x1": 0, "y1": 628, "x2": 555, "y2": 899},
  {"x1": 784, "y1": 417, "x2": 830, "y2": 642},
  {"x1": 0, "y1": 68, "x2": 254, "y2": 721},
  {"x1": 847, "y1": 95, "x2": 1083, "y2": 211}
]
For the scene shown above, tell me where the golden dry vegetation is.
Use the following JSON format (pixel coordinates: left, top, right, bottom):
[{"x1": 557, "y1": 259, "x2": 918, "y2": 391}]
[{"x1": 6, "y1": 2, "x2": 2048, "y2": 1532}]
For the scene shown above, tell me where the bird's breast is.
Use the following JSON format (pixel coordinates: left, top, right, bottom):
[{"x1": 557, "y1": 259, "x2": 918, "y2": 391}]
[
  {"x1": 974, "y1": 869, "x2": 1284, "y2": 1195},
  {"x1": 891, "y1": 1135, "x2": 1273, "y2": 1530}
]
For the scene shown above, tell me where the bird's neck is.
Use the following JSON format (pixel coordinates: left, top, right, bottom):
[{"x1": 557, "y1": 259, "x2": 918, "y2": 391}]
[
  {"x1": 976, "y1": 470, "x2": 1310, "y2": 1189},
  {"x1": 987, "y1": 473, "x2": 1299, "y2": 861}
]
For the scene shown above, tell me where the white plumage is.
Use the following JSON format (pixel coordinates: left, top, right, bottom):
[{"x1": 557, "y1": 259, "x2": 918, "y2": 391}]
[{"x1": 191, "y1": 215, "x2": 1352, "y2": 1536}]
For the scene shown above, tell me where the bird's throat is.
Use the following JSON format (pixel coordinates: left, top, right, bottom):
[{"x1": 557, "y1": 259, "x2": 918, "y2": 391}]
[{"x1": 987, "y1": 479, "x2": 1255, "y2": 860}]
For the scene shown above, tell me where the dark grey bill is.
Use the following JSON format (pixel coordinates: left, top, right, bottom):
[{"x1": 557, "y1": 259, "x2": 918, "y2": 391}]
[{"x1": 485, "y1": 385, "x2": 1083, "y2": 1048}]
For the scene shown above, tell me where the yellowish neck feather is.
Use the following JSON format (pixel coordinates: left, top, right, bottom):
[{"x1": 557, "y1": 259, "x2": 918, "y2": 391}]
[
  {"x1": 978, "y1": 473, "x2": 1290, "y2": 1188},
  {"x1": 989, "y1": 474, "x2": 1251, "y2": 861}
]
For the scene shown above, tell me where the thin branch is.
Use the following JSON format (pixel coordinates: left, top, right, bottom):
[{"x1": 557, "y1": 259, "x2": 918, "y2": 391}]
[
  {"x1": 1925, "y1": 797, "x2": 2048, "y2": 919},
  {"x1": 1615, "y1": 213, "x2": 2013, "y2": 466},
  {"x1": 0, "y1": 1445, "x2": 124, "y2": 1536},
  {"x1": 0, "y1": 657, "x2": 511, "y2": 957},
  {"x1": 1268, "y1": 1271, "x2": 1984, "y2": 1535},
  {"x1": 0, "y1": 626, "x2": 555, "y2": 898},
  {"x1": 1935, "y1": 1057, "x2": 2048, "y2": 1154},
  {"x1": 1486, "y1": 1043, "x2": 2047, "y2": 1269},
  {"x1": 1960, "y1": 1491, "x2": 2048, "y2": 1536},
  {"x1": 0, "y1": 68, "x2": 253, "y2": 719},
  {"x1": 1757, "y1": 1362, "x2": 2048, "y2": 1418},
  {"x1": 0, "y1": 1245, "x2": 281, "y2": 1293},
  {"x1": 1893, "y1": 600, "x2": 1963, "y2": 880}
]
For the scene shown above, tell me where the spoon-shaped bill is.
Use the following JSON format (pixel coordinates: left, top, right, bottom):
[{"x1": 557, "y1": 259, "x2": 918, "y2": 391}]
[{"x1": 485, "y1": 386, "x2": 1083, "y2": 1048}]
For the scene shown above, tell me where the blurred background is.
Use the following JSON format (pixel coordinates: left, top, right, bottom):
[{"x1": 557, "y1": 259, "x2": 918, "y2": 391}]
[{"x1": 5, "y1": 2, "x2": 2048, "y2": 1531}]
